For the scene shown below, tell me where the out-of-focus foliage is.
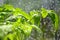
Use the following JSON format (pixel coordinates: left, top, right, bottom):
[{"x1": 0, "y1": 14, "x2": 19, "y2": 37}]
[
  {"x1": 0, "y1": 4, "x2": 58, "y2": 40},
  {"x1": 0, "y1": 4, "x2": 41, "y2": 40},
  {"x1": 41, "y1": 8, "x2": 58, "y2": 32}
]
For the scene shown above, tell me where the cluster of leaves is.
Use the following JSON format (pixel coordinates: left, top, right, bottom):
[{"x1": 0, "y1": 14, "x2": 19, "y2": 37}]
[
  {"x1": 41, "y1": 8, "x2": 58, "y2": 32},
  {"x1": 0, "y1": 4, "x2": 41, "y2": 40},
  {"x1": 0, "y1": 4, "x2": 58, "y2": 40}
]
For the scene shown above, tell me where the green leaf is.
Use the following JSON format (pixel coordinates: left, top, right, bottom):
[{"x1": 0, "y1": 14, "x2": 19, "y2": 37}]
[
  {"x1": 41, "y1": 8, "x2": 48, "y2": 18},
  {"x1": 4, "y1": 34, "x2": 14, "y2": 40},
  {"x1": 48, "y1": 11, "x2": 58, "y2": 31},
  {"x1": 13, "y1": 8, "x2": 31, "y2": 20},
  {"x1": 31, "y1": 25, "x2": 42, "y2": 32},
  {"x1": 20, "y1": 23, "x2": 32, "y2": 36},
  {"x1": 3, "y1": 4, "x2": 15, "y2": 12}
]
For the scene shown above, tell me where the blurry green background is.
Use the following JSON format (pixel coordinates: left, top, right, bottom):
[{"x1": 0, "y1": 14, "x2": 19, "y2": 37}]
[{"x1": 0, "y1": 0, "x2": 60, "y2": 40}]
